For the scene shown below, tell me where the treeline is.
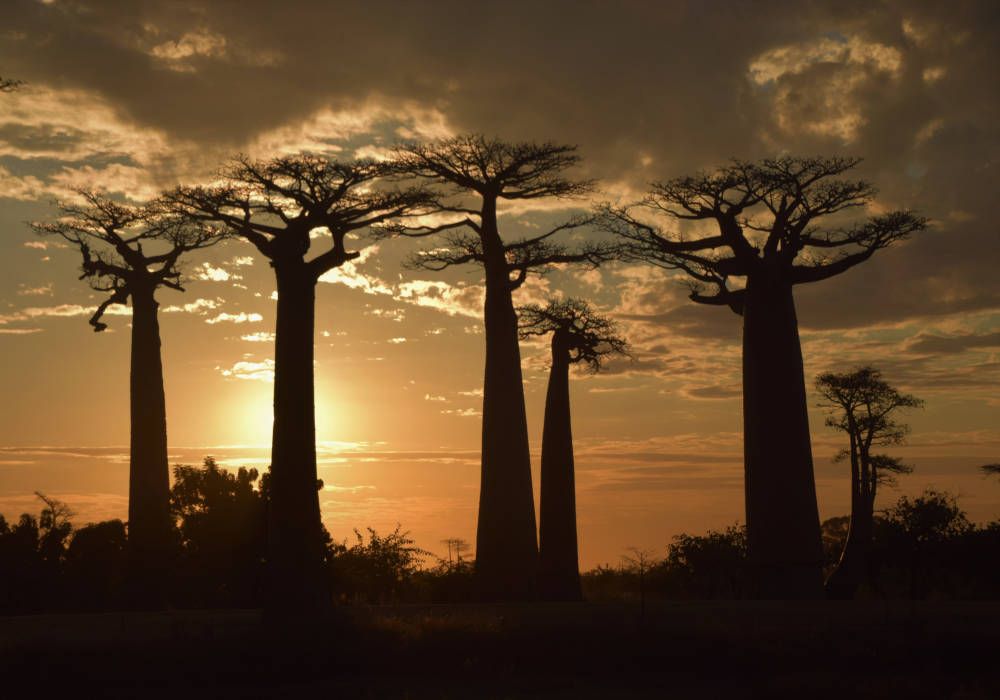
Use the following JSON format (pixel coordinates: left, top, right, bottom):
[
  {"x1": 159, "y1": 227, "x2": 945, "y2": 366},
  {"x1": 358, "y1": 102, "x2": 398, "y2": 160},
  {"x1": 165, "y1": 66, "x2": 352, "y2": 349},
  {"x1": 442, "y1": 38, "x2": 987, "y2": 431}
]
[{"x1": 2, "y1": 459, "x2": 997, "y2": 614}]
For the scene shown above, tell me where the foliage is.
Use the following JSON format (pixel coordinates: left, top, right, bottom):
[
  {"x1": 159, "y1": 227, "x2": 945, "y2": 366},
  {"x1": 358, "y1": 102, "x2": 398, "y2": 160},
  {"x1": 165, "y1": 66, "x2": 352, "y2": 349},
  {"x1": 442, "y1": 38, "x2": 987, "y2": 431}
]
[{"x1": 329, "y1": 526, "x2": 430, "y2": 604}]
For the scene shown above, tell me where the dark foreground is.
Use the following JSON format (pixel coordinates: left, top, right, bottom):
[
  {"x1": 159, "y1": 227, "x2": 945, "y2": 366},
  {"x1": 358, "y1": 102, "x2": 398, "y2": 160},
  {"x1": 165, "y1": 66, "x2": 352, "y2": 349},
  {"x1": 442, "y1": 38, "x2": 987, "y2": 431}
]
[{"x1": 2, "y1": 601, "x2": 997, "y2": 698}]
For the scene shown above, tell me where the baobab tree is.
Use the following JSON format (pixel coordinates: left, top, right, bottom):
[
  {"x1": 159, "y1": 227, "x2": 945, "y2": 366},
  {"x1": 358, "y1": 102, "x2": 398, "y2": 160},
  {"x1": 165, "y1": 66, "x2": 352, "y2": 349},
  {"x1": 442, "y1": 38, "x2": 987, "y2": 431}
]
[
  {"x1": 599, "y1": 157, "x2": 927, "y2": 598},
  {"x1": 166, "y1": 155, "x2": 432, "y2": 611},
  {"x1": 518, "y1": 299, "x2": 629, "y2": 601},
  {"x1": 382, "y1": 135, "x2": 614, "y2": 599},
  {"x1": 816, "y1": 366, "x2": 922, "y2": 598},
  {"x1": 33, "y1": 192, "x2": 220, "y2": 606}
]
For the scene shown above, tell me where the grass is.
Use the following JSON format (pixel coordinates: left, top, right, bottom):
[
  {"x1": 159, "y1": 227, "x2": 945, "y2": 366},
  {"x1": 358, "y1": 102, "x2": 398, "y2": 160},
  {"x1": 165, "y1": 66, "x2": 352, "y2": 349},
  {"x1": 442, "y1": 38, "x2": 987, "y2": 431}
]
[{"x1": 2, "y1": 601, "x2": 998, "y2": 698}]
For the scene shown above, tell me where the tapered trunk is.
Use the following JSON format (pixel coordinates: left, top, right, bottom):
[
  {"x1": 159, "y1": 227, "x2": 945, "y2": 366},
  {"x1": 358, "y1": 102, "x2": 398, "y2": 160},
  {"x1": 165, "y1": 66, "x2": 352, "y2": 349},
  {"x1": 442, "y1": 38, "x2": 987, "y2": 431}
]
[
  {"x1": 742, "y1": 271, "x2": 824, "y2": 599},
  {"x1": 475, "y1": 197, "x2": 538, "y2": 600},
  {"x1": 126, "y1": 288, "x2": 172, "y2": 607},
  {"x1": 826, "y1": 430, "x2": 873, "y2": 598},
  {"x1": 266, "y1": 262, "x2": 328, "y2": 612},
  {"x1": 826, "y1": 497, "x2": 874, "y2": 599},
  {"x1": 538, "y1": 333, "x2": 582, "y2": 601}
]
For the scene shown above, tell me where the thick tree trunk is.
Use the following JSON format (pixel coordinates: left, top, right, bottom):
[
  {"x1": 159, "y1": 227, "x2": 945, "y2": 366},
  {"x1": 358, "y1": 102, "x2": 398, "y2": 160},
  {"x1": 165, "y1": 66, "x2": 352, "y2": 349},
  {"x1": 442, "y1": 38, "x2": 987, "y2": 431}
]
[
  {"x1": 474, "y1": 198, "x2": 538, "y2": 600},
  {"x1": 266, "y1": 263, "x2": 328, "y2": 612},
  {"x1": 538, "y1": 333, "x2": 582, "y2": 601},
  {"x1": 826, "y1": 432, "x2": 871, "y2": 598},
  {"x1": 742, "y1": 272, "x2": 824, "y2": 599},
  {"x1": 126, "y1": 288, "x2": 172, "y2": 607},
  {"x1": 826, "y1": 497, "x2": 874, "y2": 599}
]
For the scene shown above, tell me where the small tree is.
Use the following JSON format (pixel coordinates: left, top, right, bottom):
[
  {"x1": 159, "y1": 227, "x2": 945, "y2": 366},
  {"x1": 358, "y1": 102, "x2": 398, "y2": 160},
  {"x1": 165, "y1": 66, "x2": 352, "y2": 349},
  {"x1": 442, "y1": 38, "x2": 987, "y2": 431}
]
[
  {"x1": 33, "y1": 192, "x2": 220, "y2": 607},
  {"x1": 599, "y1": 157, "x2": 927, "y2": 598},
  {"x1": 982, "y1": 464, "x2": 1000, "y2": 478},
  {"x1": 816, "y1": 366, "x2": 922, "y2": 598},
  {"x1": 383, "y1": 135, "x2": 614, "y2": 600},
  {"x1": 168, "y1": 155, "x2": 432, "y2": 611},
  {"x1": 518, "y1": 299, "x2": 628, "y2": 600}
]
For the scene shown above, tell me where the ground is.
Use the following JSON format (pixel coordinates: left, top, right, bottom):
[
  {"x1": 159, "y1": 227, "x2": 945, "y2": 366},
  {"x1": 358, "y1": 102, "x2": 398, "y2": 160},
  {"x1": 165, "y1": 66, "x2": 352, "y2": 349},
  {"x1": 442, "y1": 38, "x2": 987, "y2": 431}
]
[{"x1": 1, "y1": 601, "x2": 997, "y2": 698}]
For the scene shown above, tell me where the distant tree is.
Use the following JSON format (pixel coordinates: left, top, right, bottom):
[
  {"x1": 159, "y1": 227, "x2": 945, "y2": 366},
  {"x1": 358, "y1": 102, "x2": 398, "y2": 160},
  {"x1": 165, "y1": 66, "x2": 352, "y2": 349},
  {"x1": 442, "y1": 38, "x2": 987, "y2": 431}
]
[
  {"x1": 982, "y1": 464, "x2": 1000, "y2": 478},
  {"x1": 441, "y1": 537, "x2": 472, "y2": 568},
  {"x1": 64, "y1": 520, "x2": 127, "y2": 610},
  {"x1": 170, "y1": 457, "x2": 267, "y2": 607},
  {"x1": 816, "y1": 366, "x2": 922, "y2": 597},
  {"x1": 33, "y1": 193, "x2": 220, "y2": 607},
  {"x1": 662, "y1": 525, "x2": 748, "y2": 599},
  {"x1": 622, "y1": 547, "x2": 658, "y2": 618},
  {"x1": 599, "y1": 157, "x2": 927, "y2": 599},
  {"x1": 167, "y1": 156, "x2": 432, "y2": 612},
  {"x1": 879, "y1": 489, "x2": 972, "y2": 597},
  {"x1": 330, "y1": 526, "x2": 429, "y2": 603},
  {"x1": 518, "y1": 299, "x2": 628, "y2": 601},
  {"x1": 383, "y1": 135, "x2": 615, "y2": 600}
]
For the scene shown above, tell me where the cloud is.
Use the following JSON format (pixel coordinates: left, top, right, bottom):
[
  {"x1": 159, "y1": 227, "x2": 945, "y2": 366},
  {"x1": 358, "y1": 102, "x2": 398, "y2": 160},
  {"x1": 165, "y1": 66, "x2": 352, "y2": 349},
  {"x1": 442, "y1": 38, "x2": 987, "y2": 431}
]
[
  {"x1": 0, "y1": 303, "x2": 131, "y2": 325},
  {"x1": 219, "y1": 359, "x2": 275, "y2": 382},
  {"x1": 905, "y1": 331, "x2": 1000, "y2": 355},
  {"x1": 161, "y1": 298, "x2": 219, "y2": 314},
  {"x1": 240, "y1": 332, "x2": 275, "y2": 343},
  {"x1": 205, "y1": 312, "x2": 263, "y2": 324}
]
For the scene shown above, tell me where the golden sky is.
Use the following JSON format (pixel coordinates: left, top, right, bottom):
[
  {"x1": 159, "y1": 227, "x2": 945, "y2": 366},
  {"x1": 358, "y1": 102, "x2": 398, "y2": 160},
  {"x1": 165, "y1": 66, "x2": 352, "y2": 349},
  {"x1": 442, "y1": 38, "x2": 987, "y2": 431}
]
[{"x1": 0, "y1": 0, "x2": 998, "y2": 566}]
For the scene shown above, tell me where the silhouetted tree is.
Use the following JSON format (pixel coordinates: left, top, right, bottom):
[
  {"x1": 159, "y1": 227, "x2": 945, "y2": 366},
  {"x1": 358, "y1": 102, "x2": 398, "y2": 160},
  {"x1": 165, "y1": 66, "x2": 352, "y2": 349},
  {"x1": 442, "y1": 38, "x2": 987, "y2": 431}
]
[
  {"x1": 64, "y1": 519, "x2": 127, "y2": 610},
  {"x1": 816, "y1": 367, "x2": 923, "y2": 598},
  {"x1": 383, "y1": 135, "x2": 614, "y2": 599},
  {"x1": 622, "y1": 547, "x2": 657, "y2": 618},
  {"x1": 33, "y1": 193, "x2": 220, "y2": 607},
  {"x1": 878, "y1": 489, "x2": 972, "y2": 598},
  {"x1": 518, "y1": 299, "x2": 628, "y2": 601},
  {"x1": 329, "y1": 526, "x2": 429, "y2": 603},
  {"x1": 982, "y1": 464, "x2": 1000, "y2": 478},
  {"x1": 167, "y1": 156, "x2": 431, "y2": 611},
  {"x1": 170, "y1": 457, "x2": 267, "y2": 607},
  {"x1": 599, "y1": 157, "x2": 927, "y2": 598},
  {"x1": 441, "y1": 537, "x2": 471, "y2": 568},
  {"x1": 662, "y1": 525, "x2": 748, "y2": 599}
]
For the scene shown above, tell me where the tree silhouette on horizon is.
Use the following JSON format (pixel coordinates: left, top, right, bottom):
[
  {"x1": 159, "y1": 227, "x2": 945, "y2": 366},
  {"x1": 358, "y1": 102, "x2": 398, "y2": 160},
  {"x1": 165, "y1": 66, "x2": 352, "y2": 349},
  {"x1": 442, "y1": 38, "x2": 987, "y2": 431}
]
[
  {"x1": 381, "y1": 135, "x2": 615, "y2": 600},
  {"x1": 599, "y1": 156, "x2": 927, "y2": 599},
  {"x1": 518, "y1": 299, "x2": 628, "y2": 601},
  {"x1": 33, "y1": 192, "x2": 220, "y2": 607},
  {"x1": 817, "y1": 367, "x2": 922, "y2": 599},
  {"x1": 166, "y1": 155, "x2": 433, "y2": 612}
]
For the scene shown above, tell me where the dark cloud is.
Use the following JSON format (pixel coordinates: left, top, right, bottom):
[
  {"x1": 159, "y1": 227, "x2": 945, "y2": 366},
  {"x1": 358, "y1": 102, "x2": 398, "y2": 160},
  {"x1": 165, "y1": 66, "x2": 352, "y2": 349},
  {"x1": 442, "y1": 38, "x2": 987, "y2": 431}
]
[{"x1": 906, "y1": 331, "x2": 1000, "y2": 355}]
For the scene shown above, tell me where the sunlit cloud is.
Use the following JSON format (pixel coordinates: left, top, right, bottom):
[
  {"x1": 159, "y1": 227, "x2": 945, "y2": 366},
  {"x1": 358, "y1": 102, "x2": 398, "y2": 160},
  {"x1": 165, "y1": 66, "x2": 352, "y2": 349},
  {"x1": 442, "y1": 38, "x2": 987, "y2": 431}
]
[{"x1": 205, "y1": 311, "x2": 263, "y2": 324}]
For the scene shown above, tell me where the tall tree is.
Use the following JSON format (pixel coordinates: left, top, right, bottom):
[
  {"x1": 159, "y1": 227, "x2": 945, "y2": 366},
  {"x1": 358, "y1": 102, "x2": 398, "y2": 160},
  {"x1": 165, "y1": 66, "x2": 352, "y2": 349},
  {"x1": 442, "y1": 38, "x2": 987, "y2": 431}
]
[
  {"x1": 33, "y1": 192, "x2": 219, "y2": 606},
  {"x1": 382, "y1": 135, "x2": 612, "y2": 599},
  {"x1": 816, "y1": 367, "x2": 923, "y2": 598},
  {"x1": 166, "y1": 155, "x2": 431, "y2": 611},
  {"x1": 518, "y1": 299, "x2": 628, "y2": 601},
  {"x1": 600, "y1": 157, "x2": 927, "y2": 598}
]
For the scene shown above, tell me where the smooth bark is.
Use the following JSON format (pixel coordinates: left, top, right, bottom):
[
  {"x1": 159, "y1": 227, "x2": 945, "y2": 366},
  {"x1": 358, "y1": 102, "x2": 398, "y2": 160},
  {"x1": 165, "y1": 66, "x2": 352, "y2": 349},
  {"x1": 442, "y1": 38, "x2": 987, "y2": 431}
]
[
  {"x1": 125, "y1": 287, "x2": 172, "y2": 606},
  {"x1": 266, "y1": 262, "x2": 328, "y2": 611},
  {"x1": 475, "y1": 196, "x2": 539, "y2": 600},
  {"x1": 538, "y1": 330, "x2": 582, "y2": 601},
  {"x1": 742, "y1": 271, "x2": 824, "y2": 599}
]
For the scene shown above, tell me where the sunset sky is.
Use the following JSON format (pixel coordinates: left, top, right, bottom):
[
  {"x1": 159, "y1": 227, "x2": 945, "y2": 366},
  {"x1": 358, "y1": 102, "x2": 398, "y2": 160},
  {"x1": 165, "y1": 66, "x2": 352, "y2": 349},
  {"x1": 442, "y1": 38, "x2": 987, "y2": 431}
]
[{"x1": 1, "y1": 0, "x2": 998, "y2": 567}]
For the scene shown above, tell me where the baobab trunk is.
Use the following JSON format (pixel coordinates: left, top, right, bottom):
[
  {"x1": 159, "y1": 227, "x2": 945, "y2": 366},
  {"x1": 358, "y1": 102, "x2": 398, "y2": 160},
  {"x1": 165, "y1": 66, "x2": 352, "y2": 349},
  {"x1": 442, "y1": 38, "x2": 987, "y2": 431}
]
[
  {"x1": 826, "y1": 496, "x2": 874, "y2": 599},
  {"x1": 741, "y1": 271, "x2": 824, "y2": 599},
  {"x1": 475, "y1": 197, "x2": 538, "y2": 600},
  {"x1": 126, "y1": 287, "x2": 172, "y2": 607},
  {"x1": 538, "y1": 331, "x2": 582, "y2": 601},
  {"x1": 267, "y1": 263, "x2": 328, "y2": 611}
]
